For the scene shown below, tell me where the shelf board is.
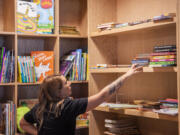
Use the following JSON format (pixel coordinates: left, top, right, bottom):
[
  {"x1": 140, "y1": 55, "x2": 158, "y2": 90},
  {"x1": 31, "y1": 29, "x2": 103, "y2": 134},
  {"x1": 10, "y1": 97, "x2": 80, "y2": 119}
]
[
  {"x1": 90, "y1": 21, "x2": 176, "y2": 37},
  {"x1": 17, "y1": 33, "x2": 58, "y2": 37},
  {"x1": 0, "y1": 83, "x2": 15, "y2": 86},
  {"x1": 90, "y1": 67, "x2": 177, "y2": 73},
  {"x1": 59, "y1": 34, "x2": 87, "y2": 38},
  {"x1": 0, "y1": 31, "x2": 15, "y2": 35},
  {"x1": 70, "y1": 81, "x2": 88, "y2": 84},
  {"x1": 17, "y1": 82, "x2": 41, "y2": 85},
  {"x1": 76, "y1": 126, "x2": 89, "y2": 129},
  {"x1": 94, "y1": 106, "x2": 178, "y2": 122}
]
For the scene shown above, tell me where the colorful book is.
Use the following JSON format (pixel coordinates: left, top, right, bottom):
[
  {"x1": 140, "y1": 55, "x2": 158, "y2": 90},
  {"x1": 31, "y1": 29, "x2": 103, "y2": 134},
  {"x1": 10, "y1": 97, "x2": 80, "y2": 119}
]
[
  {"x1": 33, "y1": 0, "x2": 54, "y2": 34},
  {"x1": 17, "y1": 1, "x2": 37, "y2": 34},
  {"x1": 31, "y1": 51, "x2": 54, "y2": 82}
]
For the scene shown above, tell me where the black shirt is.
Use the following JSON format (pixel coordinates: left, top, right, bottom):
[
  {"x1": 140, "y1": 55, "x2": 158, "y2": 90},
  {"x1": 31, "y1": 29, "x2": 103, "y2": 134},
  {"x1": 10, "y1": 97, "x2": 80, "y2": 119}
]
[{"x1": 24, "y1": 97, "x2": 88, "y2": 135}]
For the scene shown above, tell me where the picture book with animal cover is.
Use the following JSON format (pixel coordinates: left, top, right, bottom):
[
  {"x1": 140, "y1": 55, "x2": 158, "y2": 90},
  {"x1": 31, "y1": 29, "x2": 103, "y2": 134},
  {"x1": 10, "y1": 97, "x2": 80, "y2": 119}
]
[
  {"x1": 33, "y1": 0, "x2": 54, "y2": 34},
  {"x1": 31, "y1": 51, "x2": 54, "y2": 82}
]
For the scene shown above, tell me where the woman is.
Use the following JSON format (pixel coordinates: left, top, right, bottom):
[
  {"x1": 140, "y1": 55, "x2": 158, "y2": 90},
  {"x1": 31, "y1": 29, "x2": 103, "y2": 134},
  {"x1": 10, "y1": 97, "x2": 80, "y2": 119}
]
[{"x1": 20, "y1": 64, "x2": 142, "y2": 135}]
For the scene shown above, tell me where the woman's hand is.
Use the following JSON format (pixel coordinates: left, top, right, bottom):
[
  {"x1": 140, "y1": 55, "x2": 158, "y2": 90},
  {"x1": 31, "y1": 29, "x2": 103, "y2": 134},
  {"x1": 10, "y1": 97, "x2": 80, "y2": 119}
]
[{"x1": 125, "y1": 64, "x2": 143, "y2": 77}]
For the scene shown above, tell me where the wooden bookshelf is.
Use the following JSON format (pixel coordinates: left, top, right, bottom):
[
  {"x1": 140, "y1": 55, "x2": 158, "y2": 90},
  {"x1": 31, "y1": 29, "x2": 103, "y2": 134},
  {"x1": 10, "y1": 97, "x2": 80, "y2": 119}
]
[
  {"x1": 94, "y1": 106, "x2": 178, "y2": 122},
  {"x1": 88, "y1": 0, "x2": 179, "y2": 135},
  {"x1": 90, "y1": 67, "x2": 178, "y2": 73},
  {"x1": 91, "y1": 21, "x2": 176, "y2": 37},
  {"x1": 0, "y1": 0, "x2": 88, "y2": 134}
]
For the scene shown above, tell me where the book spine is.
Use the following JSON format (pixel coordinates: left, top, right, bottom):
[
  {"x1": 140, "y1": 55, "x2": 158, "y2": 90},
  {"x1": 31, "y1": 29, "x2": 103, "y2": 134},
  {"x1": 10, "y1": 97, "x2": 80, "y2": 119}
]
[{"x1": 150, "y1": 59, "x2": 175, "y2": 62}]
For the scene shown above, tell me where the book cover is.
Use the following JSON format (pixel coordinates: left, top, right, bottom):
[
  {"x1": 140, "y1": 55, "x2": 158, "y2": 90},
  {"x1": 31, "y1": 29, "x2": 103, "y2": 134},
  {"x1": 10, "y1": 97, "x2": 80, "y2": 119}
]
[
  {"x1": 31, "y1": 51, "x2": 54, "y2": 82},
  {"x1": 33, "y1": 0, "x2": 54, "y2": 34},
  {"x1": 17, "y1": 1, "x2": 37, "y2": 34}
]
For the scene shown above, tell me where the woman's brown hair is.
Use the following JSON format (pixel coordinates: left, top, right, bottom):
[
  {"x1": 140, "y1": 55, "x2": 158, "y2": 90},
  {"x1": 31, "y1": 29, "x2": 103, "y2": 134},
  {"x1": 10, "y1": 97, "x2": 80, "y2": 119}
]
[{"x1": 35, "y1": 74, "x2": 64, "y2": 130}]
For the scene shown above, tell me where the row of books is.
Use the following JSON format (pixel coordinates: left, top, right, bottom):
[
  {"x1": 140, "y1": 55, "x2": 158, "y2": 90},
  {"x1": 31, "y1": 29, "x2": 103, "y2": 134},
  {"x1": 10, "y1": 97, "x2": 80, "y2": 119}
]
[
  {"x1": 132, "y1": 45, "x2": 176, "y2": 67},
  {"x1": 18, "y1": 56, "x2": 37, "y2": 83},
  {"x1": 0, "y1": 48, "x2": 15, "y2": 83},
  {"x1": 104, "y1": 118, "x2": 140, "y2": 135},
  {"x1": 59, "y1": 26, "x2": 80, "y2": 35},
  {"x1": 60, "y1": 49, "x2": 88, "y2": 81},
  {"x1": 17, "y1": 0, "x2": 54, "y2": 34},
  {"x1": 18, "y1": 51, "x2": 54, "y2": 83},
  {"x1": 97, "y1": 13, "x2": 176, "y2": 31},
  {"x1": 0, "y1": 101, "x2": 16, "y2": 135}
]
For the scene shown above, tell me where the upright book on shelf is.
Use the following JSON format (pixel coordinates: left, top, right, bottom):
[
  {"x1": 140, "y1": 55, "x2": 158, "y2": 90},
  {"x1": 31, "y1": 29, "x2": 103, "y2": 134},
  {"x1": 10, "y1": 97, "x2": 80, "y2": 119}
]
[
  {"x1": 31, "y1": 51, "x2": 54, "y2": 82},
  {"x1": 17, "y1": 1, "x2": 37, "y2": 34}
]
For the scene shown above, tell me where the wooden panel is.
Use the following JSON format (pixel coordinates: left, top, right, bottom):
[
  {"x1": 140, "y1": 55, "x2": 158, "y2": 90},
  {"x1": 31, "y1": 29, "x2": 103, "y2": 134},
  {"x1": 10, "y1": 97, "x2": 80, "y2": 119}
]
[
  {"x1": 117, "y1": 0, "x2": 177, "y2": 23},
  {"x1": 2, "y1": 0, "x2": 15, "y2": 32},
  {"x1": 88, "y1": 37, "x2": 117, "y2": 66},
  {"x1": 177, "y1": 0, "x2": 180, "y2": 134},
  {"x1": 91, "y1": 21, "x2": 176, "y2": 37},
  {"x1": 18, "y1": 37, "x2": 56, "y2": 55},
  {"x1": 18, "y1": 85, "x2": 40, "y2": 102},
  {"x1": 59, "y1": 0, "x2": 87, "y2": 35},
  {"x1": 71, "y1": 83, "x2": 88, "y2": 99},
  {"x1": 0, "y1": 0, "x2": 3, "y2": 31},
  {"x1": 138, "y1": 118, "x2": 178, "y2": 135},
  {"x1": 117, "y1": 73, "x2": 177, "y2": 102},
  {"x1": 95, "y1": 107, "x2": 178, "y2": 122},
  {"x1": 90, "y1": 67, "x2": 177, "y2": 73},
  {"x1": 88, "y1": 0, "x2": 117, "y2": 33},
  {"x1": 0, "y1": 86, "x2": 15, "y2": 102},
  {"x1": 59, "y1": 38, "x2": 87, "y2": 58},
  {"x1": 117, "y1": 25, "x2": 176, "y2": 64}
]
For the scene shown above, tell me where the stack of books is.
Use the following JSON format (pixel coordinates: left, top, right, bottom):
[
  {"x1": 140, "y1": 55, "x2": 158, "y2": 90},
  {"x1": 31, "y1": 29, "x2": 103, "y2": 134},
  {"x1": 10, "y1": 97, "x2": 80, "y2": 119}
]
[
  {"x1": 0, "y1": 101, "x2": 16, "y2": 135},
  {"x1": 97, "y1": 22, "x2": 115, "y2": 31},
  {"x1": 149, "y1": 45, "x2": 176, "y2": 67},
  {"x1": 153, "y1": 98, "x2": 178, "y2": 116},
  {"x1": 104, "y1": 118, "x2": 141, "y2": 135},
  {"x1": 131, "y1": 53, "x2": 150, "y2": 66},
  {"x1": 59, "y1": 26, "x2": 80, "y2": 35}
]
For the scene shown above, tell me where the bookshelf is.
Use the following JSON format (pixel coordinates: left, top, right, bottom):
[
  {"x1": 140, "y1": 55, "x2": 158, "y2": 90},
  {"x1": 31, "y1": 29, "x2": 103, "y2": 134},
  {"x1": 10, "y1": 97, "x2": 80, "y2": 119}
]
[
  {"x1": 0, "y1": 0, "x2": 89, "y2": 134},
  {"x1": 88, "y1": 0, "x2": 179, "y2": 135}
]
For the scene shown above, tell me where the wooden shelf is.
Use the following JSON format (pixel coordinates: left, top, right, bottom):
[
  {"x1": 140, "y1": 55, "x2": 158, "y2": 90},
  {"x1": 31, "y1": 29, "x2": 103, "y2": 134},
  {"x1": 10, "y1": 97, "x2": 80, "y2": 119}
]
[
  {"x1": 0, "y1": 31, "x2": 15, "y2": 35},
  {"x1": 70, "y1": 81, "x2": 88, "y2": 84},
  {"x1": 17, "y1": 82, "x2": 41, "y2": 86},
  {"x1": 0, "y1": 83, "x2": 15, "y2": 86},
  {"x1": 94, "y1": 106, "x2": 178, "y2": 122},
  {"x1": 90, "y1": 67, "x2": 177, "y2": 73},
  {"x1": 76, "y1": 126, "x2": 89, "y2": 129},
  {"x1": 17, "y1": 33, "x2": 58, "y2": 37},
  {"x1": 60, "y1": 34, "x2": 87, "y2": 38},
  {"x1": 90, "y1": 21, "x2": 176, "y2": 37}
]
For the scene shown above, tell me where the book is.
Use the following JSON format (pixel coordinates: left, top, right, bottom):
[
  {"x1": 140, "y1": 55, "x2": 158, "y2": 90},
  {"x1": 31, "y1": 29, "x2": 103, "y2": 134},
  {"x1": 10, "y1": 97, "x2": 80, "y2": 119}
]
[
  {"x1": 31, "y1": 51, "x2": 54, "y2": 82},
  {"x1": 33, "y1": 0, "x2": 54, "y2": 34},
  {"x1": 17, "y1": 1, "x2": 37, "y2": 34}
]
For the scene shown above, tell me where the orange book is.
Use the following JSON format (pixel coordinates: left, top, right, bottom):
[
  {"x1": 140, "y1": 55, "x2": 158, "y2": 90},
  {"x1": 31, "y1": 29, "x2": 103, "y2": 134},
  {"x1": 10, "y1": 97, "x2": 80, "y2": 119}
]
[{"x1": 31, "y1": 51, "x2": 54, "y2": 82}]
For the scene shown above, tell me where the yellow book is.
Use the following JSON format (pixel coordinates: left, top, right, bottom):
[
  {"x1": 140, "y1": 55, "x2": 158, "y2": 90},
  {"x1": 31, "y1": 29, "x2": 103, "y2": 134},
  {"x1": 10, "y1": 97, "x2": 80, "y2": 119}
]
[
  {"x1": 17, "y1": 56, "x2": 22, "y2": 83},
  {"x1": 86, "y1": 54, "x2": 89, "y2": 80}
]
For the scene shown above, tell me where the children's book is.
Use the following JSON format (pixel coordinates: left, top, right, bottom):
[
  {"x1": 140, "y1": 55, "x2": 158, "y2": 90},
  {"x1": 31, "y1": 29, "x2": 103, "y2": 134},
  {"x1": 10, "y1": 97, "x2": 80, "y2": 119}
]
[
  {"x1": 17, "y1": 1, "x2": 37, "y2": 34},
  {"x1": 33, "y1": 0, "x2": 54, "y2": 34},
  {"x1": 31, "y1": 51, "x2": 54, "y2": 82}
]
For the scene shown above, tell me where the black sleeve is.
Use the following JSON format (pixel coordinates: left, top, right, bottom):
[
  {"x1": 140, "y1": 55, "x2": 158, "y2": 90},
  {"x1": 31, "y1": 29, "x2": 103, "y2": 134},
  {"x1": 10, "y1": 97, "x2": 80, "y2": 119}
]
[
  {"x1": 65, "y1": 98, "x2": 88, "y2": 117},
  {"x1": 24, "y1": 104, "x2": 38, "y2": 124}
]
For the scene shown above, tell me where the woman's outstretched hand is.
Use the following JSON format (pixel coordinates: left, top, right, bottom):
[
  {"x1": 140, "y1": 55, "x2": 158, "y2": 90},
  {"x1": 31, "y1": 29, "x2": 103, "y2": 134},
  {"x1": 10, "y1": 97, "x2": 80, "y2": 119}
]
[{"x1": 125, "y1": 64, "x2": 143, "y2": 77}]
